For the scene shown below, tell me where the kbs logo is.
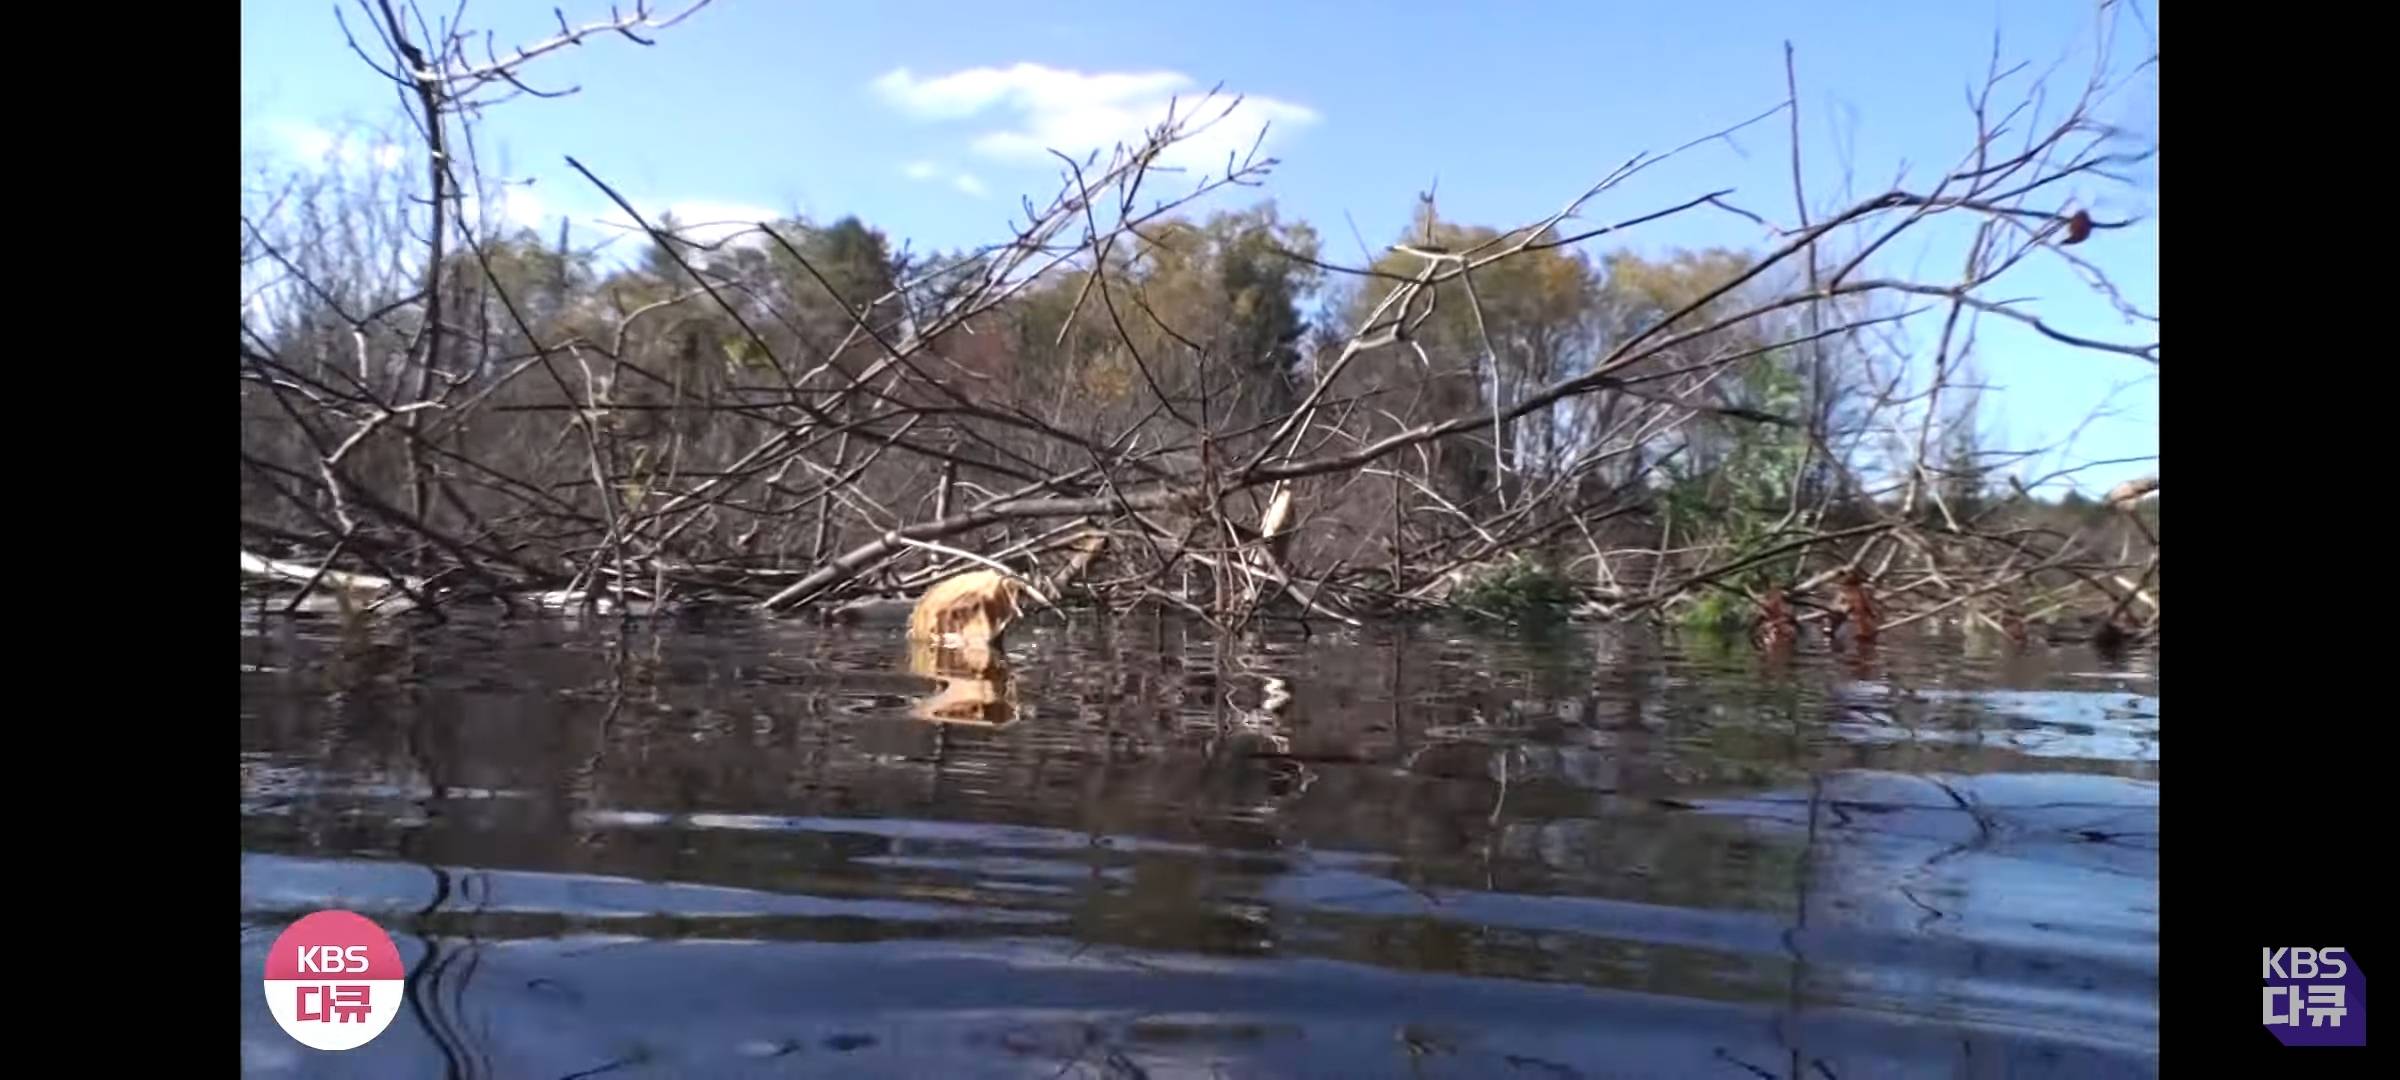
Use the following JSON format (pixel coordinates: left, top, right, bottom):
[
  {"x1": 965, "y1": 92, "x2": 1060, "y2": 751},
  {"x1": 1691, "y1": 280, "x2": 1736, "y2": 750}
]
[
  {"x1": 2262, "y1": 947, "x2": 2365, "y2": 1047},
  {"x1": 262, "y1": 910, "x2": 406, "y2": 1051}
]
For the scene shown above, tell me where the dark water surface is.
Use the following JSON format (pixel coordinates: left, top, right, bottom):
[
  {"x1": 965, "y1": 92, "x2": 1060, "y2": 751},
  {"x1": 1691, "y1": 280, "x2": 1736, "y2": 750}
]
[{"x1": 239, "y1": 609, "x2": 2158, "y2": 1078}]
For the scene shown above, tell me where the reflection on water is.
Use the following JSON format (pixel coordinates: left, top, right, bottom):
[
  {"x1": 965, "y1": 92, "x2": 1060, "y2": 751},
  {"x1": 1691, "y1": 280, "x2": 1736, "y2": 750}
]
[{"x1": 240, "y1": 609, "x2": 2158, "y2": 1078}]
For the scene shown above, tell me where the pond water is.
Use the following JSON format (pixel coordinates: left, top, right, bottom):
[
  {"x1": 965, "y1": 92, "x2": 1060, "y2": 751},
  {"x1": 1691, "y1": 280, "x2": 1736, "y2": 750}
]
[{"x1": 239, "y1": 608, "x2": 2158, "y2": 1078}]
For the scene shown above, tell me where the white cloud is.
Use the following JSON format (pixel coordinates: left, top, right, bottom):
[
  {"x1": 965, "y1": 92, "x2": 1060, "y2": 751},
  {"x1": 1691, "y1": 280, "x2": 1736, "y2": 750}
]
[
  {"x1": 268, "y1": 119, "x2": 336, "y2": 163},
  {"x1": 261, "y1": 119, "x2": 406, "y2": 174},
  {"x1": 872, "y1": 64, "x2": 1190, "y2": 120},
  {"x1": 453, "y1": 185, "x2": 557, "y2": 234},
  {"x1": 502, "y1": 187, "x2": 547, "y2": 229},
  {"x1": 903, "y1": 159, "x2": 993, "y2": 199},
  {"x1": 870, "y1": 63, "x2": 1319, "y2": 177}
]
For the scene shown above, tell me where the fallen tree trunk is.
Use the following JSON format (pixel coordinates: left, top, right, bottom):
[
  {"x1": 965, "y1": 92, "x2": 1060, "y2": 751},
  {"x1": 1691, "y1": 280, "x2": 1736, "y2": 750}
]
[{"x1": 241, "y1": 550, "x2": 415, "y2": 597}]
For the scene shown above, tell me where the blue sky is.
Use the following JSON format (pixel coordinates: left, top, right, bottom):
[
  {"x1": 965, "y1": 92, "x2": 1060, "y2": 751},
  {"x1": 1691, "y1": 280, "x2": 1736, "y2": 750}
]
[{"x1": 242, "y1": 0, "x2": 2157, "y2": 495}]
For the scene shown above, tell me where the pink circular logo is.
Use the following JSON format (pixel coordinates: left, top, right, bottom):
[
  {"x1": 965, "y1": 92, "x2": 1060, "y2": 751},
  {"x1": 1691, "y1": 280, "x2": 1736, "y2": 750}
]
[{"x1": 261, "y1": 910, "x2": 406, "y2": 1051}]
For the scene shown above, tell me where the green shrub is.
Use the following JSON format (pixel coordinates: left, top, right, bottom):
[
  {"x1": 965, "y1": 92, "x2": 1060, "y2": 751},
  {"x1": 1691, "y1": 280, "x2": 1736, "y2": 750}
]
[{"x1": 1452, "y1": 556, "x2": 1577, "y2": 622}]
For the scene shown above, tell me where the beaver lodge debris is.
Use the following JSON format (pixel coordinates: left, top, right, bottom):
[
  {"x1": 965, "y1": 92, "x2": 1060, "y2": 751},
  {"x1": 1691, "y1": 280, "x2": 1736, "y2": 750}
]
[{"x1": 236, "y1": 3, "x2": 2156, "y2": 655}]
